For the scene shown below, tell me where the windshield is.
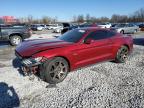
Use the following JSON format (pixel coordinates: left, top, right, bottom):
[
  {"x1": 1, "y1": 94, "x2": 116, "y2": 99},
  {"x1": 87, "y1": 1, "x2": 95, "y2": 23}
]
[{"x1": 58, "y1": 29, "x2": 86, "y2": 43}]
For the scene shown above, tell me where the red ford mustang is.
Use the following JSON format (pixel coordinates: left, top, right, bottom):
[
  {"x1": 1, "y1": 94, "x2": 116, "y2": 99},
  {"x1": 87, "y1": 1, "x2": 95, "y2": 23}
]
[{"x1": 15, "y1": 27, "x2": 133, "y2": 84}]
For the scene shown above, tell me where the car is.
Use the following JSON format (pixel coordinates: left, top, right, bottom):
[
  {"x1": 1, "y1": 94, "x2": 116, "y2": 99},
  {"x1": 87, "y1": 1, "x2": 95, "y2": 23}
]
[
  {"x1": 46, "y1": 24, "x2": 55, "y2": 30},
  {"x1": 15, "y1": 27, "x2": 133, "y2": 84},
  {"x1": 61, "y1": 23, "x2": 97, "y2": 34},
  {"x1": 61, "y1": 25, "x2": 78, "y2": 34},
  {"x1": 40, "y1": 24, "x2": 47, "y2": 29},
  {"x1": 111, "y1": 23, "x2": 139, "y2": 34},
  {"x1": 0, "y1": 24, "x2": 32, "y2": 46},
  {"x1": 49, "y1": 24, "x2": 62, "y2": 30},
  {"x1": 31, "y1": 24, "x2": 44, "y2": 31},
  {"x1": 53, "y1": 23, "x2": 71, "y2": 33},
  {"x1": 53, "y1": 26, "x2": 63, "y2": 33},
  {"x1": 138, "y1": 24, "x2": 144, "y2": 31},
  {"x1": 111, "y1": 23, "x2": 118, "y2": 27},
  {"x1": 98, "y1": 22, "x2": 112, "y2": 28}
]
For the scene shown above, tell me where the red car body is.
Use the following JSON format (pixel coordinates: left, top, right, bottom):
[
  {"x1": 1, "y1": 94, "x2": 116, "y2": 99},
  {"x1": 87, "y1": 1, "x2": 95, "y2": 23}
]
[{"x1": 15, "y1": 27, "x2": 133, "y2": 72}]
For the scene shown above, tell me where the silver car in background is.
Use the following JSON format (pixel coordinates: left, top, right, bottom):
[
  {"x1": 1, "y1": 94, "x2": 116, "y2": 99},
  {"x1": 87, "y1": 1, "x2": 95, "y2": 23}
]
[{"x1": 112, "y1": 23, "x2": 139, "y2": 34}]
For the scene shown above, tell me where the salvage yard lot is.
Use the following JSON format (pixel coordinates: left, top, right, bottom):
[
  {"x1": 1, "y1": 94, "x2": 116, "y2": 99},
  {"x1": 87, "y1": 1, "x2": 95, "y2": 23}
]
[{"x1": 0, "y1": 31, "x2": 144, "y2": 108}]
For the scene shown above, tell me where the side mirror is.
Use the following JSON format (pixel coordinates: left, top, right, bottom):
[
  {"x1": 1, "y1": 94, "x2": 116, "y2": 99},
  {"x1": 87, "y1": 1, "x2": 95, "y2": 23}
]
[{"x1": 84, "y1": 38, "x2": 94, "y2": 44}]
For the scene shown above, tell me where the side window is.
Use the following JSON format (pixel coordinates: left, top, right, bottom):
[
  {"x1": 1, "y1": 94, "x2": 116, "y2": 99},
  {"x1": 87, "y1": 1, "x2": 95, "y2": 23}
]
[
  {"x1": 128, "y1": 24, "x2": 134, "y2": 27},
  {"x1": 85, "y1": 30, "x2": 108, "y2": 41},
  {"x1": 107, "y1": 31, "x2": 116, "y2": 37}
]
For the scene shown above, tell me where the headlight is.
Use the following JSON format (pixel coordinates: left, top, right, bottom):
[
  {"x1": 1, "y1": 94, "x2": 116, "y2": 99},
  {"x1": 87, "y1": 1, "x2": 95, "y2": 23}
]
[
  {"x1": 22, "y1": 59, "x2": 32, "y2": 65},
  {"x1": 22, "y1": 57, "x2": 43, "y2": 66},
  {"x1": 34, "y1": 57, "x2": 43, "y2": 62}
]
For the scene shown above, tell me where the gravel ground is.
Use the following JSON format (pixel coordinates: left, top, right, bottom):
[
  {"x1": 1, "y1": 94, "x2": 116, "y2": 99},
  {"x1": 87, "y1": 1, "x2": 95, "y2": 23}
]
[{"x1": 0, "y1": 32, "x2": 144, "y2": 108}]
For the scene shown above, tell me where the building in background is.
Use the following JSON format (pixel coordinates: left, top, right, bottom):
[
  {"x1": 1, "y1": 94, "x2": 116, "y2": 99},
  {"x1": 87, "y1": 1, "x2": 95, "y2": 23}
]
[{"x1": 0, "y1": 16, "x2": 19, "y2": 24}]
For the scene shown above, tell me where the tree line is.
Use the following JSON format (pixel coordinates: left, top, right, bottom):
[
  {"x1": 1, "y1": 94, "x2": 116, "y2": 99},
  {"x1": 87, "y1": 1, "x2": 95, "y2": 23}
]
[
  {"x1": 72, "y1": 8, "x2": 144, "y2": 23},
  {"x1": 18, "y1": 8, "x2": 144, "y2": 24},
  {"x1": 18, "y1": 15, "x2": 58, "y2": 24}
]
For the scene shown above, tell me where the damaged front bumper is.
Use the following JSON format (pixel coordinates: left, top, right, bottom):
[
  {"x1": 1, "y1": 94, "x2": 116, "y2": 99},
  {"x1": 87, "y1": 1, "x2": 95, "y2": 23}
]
[{"x1": 21, "y1": 58, "x2": 42, "y2": 74}]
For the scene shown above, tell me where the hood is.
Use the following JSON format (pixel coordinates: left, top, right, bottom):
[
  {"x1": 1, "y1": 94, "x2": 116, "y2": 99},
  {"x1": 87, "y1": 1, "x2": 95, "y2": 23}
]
[{"x1": 16, "y1": 38, "x2": 73, "y2": 57}]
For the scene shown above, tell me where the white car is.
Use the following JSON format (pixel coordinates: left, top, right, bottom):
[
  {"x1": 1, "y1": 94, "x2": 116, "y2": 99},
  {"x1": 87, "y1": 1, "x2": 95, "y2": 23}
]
[
  {"x1": 111, "y1": 23, "x2": 139, "y2": 34},
  {"x1": 53, "y1": 26, "x2": 63, "y2": 33},
  {"x1": 37, "y1": 26, "x2": 44, "y2": 31},
  {"x1": 98, "y1": 23, "x2": 112, "y2": 28},
  {"x1": 46, "y1": 24, "x2": 57, "y2": 30},
  {"x1": 52, "y1": 24, "x2": 63, "y2": 33},
  {"x1": 31, "y1": 24, "x2": 44, "y2": 31}
]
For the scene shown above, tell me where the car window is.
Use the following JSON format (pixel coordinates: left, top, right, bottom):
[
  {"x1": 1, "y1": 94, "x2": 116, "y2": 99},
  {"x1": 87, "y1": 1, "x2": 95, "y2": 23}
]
[
  {"x1": 85, "y1": 30, "x2": 115, "y2": 41},
  {"x1": 129, "y1": 24, "x2": 134, "y2": 27},
  {"x1": 116, "y1": 24, "x2": 126, "y2": 27},
  {"x1": 107, "y1": 31, "x2": 116, "y2": 37},
  {"x1": 58, "y1": 29, "x2": 86, "y2": 43}
]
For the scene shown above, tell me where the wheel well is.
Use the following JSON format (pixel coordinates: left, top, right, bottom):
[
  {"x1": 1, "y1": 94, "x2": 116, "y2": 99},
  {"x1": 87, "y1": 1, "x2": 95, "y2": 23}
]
[
  {"x1": 54, "y1": 56, "x2": 71, "y2": 71},
  {"x1": 123, "y1": 44, "x2": 129, "y2": 50},
  {"x1": 121, "y1": 30, "x2": 124, "y2": 32},
  {"x1": 9, "y1": 33, "x2": 23, "y2": 40}
]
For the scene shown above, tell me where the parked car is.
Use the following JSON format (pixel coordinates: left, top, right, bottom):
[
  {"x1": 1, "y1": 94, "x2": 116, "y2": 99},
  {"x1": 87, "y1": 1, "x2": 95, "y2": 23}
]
[
  {"x1": 40, "y1": 24, "x2": 47, "y2": 29},
  {"x1": 138, "y1": 24, "x2": 144, "y2": 31},
  {"x1": 111, "y1": 23, "x2": 139, "y2": 34},
  {"x1": 46, "y1": 24, "x2": 54, "y2": 30},
  {"x1": 0, "y1": 24, "x2": 32, "y2": 46},
  {"x1": 61, "y1": 23, "x2": 97, "y2": 34},
  {"x1": 111, "y1": 23, "x2": 118, "y2": 27},
  {"x1": 15, "y1": 27, "x2": 133, "y2": 84},
  {"x1": 53, "y1": 23, "x2": 71, "y2": 33},
  {"x1": 47, "y1": 24, "x2": 61, "y2": 30},
  {"x1": 61, "y1": 25, "x2": 78, "y2": 34},
  {"x1": 52, "y1": 24, "x2": 63, "y2": 33},
  {"x1": 98, "y1": 22, "x2": 112, "y2": 28},
  {"x1": 31, "y1": 24, "x2": 44, "y2": 31}
]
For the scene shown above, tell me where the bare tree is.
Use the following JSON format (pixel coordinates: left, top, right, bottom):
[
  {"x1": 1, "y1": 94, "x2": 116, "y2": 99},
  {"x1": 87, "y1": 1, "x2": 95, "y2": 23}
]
[
  {"x1": 77, "y1": 15, "x2": 84, "y2": 23},
  {"x1": 72, "y1": 15, "x2": 77, "y2": 23},
  {"x1": 86, "y1": 14, "x2": 90, "y2": 23},
  {"x1": 27, "y1": 15, "x2": 33, "y2": 24},
  {"x1": 42, "y1": 16, "x2": 50, "y2": 24}
]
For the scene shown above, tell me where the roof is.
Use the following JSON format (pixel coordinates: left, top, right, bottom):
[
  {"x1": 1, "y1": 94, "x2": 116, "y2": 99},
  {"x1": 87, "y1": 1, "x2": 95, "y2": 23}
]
[{"x1": 77, "y1": 27, "x2": 110, "y2": 31}]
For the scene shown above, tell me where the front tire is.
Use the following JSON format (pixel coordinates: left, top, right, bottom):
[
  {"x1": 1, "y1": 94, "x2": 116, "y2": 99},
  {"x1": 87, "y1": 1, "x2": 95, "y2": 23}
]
[
  {"x1": 41, "y1": 57, "x2": 69, "y2": 84},
  {"x1": 115, "y1": 46, "x2": 129, "y2": 63},
  {"x1": 10, "y1": 35, "x2": 22, "y2": 46}
]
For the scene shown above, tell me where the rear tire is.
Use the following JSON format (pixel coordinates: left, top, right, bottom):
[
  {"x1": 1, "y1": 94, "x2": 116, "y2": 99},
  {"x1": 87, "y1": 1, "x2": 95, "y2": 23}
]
[
  {"x1": 115, "y1": 46, "x2": 129, "y2": 63},
  {"x1": 40, "y1": 57, "x2": 69, "y2": 84},
  {"x1": 10, "y1": 35, "x2": 22, "y2": 46}
]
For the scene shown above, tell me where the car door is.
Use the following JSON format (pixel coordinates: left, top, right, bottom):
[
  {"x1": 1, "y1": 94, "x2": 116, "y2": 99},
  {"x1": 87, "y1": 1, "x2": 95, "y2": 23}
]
[
  {"x1": 124, "y1": 24, "x2": 131, "y2": 33},
  {"x1": 127, "y1": 24, "x2": 135, "y2": 33},
  {"x1": 130, "y1": 24, "x2": 137, "y2": 33},
  {"x1": 73, "y1": 30, "x2": 113, "y2": 68}
]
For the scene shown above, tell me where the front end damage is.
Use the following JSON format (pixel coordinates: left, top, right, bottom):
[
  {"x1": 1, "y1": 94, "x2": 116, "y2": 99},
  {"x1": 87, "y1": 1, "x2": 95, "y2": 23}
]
[
  {"x1": 21, "y1": 58, "x2": 41, "y2": 75},
  {"x1": 15, "y1": 52, "x2": 46, "y2": 75}
]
